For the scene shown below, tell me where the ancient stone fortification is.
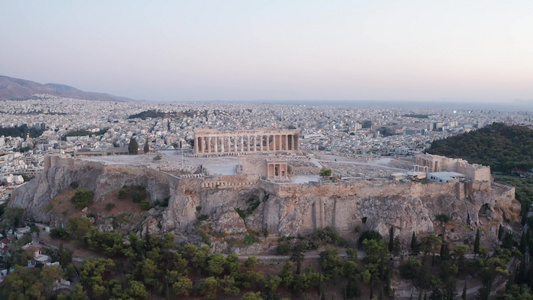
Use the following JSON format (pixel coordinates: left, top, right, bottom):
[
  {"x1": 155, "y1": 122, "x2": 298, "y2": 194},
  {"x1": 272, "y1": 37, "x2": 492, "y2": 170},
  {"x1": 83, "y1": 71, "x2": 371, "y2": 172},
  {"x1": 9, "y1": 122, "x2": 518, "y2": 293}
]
[
  {"x1": 415, "y1": 153, "x2": 491, "y2": 181},
  {"x1": 12, "y1": 155, "x2": 519, "y2": 253}
]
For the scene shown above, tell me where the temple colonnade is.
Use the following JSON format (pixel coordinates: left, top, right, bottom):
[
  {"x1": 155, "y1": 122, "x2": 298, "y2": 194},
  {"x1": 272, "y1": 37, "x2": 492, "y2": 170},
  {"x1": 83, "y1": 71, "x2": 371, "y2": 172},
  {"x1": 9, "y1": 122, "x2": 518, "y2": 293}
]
[{"x1": 194, "y1": 129, "x2": 300, "y2": 155}]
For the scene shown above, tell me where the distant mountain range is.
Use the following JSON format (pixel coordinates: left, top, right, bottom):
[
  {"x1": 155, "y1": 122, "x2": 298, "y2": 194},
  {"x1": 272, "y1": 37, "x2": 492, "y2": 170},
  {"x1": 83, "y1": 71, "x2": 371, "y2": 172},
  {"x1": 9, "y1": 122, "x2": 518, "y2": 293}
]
[{"x1": 0, "y1": 75, "x2": 134, "y2": 102}]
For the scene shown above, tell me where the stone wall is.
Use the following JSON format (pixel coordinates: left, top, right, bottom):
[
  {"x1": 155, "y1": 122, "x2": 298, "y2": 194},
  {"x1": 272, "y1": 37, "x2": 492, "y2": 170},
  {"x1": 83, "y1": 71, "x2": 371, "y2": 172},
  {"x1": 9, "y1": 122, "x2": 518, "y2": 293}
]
[{"x1": 416, "y1": 154, "x2": 491, "y2": 181}]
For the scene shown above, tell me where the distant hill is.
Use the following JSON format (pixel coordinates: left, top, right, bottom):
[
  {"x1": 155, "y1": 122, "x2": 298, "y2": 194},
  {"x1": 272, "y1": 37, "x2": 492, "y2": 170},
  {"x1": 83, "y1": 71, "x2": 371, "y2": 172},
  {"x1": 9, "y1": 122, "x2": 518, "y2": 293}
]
[
  {"x1": 426, "y1": 122, "x2": 533, "y2": 173},
  {"x1": 0, "y1": 75, "x2": 134, "y2": 102}
]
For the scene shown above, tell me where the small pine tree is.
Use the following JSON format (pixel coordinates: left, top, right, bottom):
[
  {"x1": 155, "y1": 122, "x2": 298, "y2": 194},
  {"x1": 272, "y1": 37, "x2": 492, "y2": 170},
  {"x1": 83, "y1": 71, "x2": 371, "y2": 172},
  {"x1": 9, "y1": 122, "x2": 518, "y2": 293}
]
[
  {"x1": 474, "y1": 228, "x2": 481, "y2": 255},
  {"x1": 128, "y1": 137, "x2": 139, "y2": 155}
]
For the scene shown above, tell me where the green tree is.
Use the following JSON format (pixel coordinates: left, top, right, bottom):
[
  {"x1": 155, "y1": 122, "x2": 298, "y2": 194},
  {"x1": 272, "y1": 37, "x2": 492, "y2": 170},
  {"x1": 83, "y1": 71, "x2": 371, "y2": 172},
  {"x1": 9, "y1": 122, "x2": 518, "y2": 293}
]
[
  {"x1": 4, "y1": 266, "x2": 45, "y2": 299},
  {"x1": 218, "y1": 275, "x2": 240, "y2": 296},
  {"x1": 420, "y1": 234, "x2": 441, "y2": 263},
  {"x1": 129, "y1": 137, "x2": 139, "y2": 155},
  {"x1": 280, "y1": 261, "x2": 295, "y2": 288},
  {"x1": 346, "y1": 248, "x2": 358, "y2": 261},
  {"x1": 291, "y1": 243, "x2": 305, "y2": 274},
  {"x1": 71, "y1": 188, "x2": 94, "y2": 210},
  {"x1": 362, "y1": 239, "x2": 390, "y2": 281},
  {"x1": 244, "y1": 256, "x2": 258, "y2": 269},
  {"x1": 41, "y1": 264, "x2": 63, "y2": 286},
  {"x1": 172, "y1": 275, "x2": 193, "y2": 296},
  {"x1": 79, "y1": 258, "x2": 116, "y2": 298},
  {"x1": 141, "y1": 258, "x2": 163, "y2": 292},
  {"x1": 64, "y1": 264, "x2": 77, "y2": 281},
  {"x1": 208, "y1": 254, "x2": 226, "y2": 276},
  {"x1": 452, "y1": 244, "x2": 468, "y2": 271},
  {"x1": 2, "y1": 207, "x2": 25, "y2": 227},
  {"x1": 69, "y1": 284, "x2": 89, "y2": 300},
  {"x1": 198, "y1": 276, "x2": 219, "y2": 299},
  {"x1": 125, "y1": 280, "x2": 150, "y2": 300},
  {"x1": 319, "y1": 167, "x2": 332, "y2": 177},
  {"x1": 477, "y1": 257, "x2": 509, "y2": 300},
  {"x1": 265, "y1": 275, "x2": 282, "y2": 292},
  {"x1": 242, "y1": 291, "x2": 264, "y2": 300},
  {"x1": 67, "y1": 217, "x2": 93, "y2": 239},
  {"x1": 320, "y1": 247, "x2": 343, "y2": 280}
]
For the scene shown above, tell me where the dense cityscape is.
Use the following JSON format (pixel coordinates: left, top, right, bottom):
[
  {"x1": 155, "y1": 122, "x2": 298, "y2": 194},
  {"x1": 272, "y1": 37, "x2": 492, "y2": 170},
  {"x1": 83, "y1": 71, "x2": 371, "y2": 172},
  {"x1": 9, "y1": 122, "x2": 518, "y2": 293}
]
[{"x1": 2, "y1": 96, "x2": 532, "y2": 201}]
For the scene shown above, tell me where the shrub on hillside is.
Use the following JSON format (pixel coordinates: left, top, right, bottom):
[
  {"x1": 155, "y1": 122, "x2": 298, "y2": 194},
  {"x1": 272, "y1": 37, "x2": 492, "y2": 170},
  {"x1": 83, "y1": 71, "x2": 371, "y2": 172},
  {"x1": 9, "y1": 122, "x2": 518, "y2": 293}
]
[{"x1": 71, "y1": 188, "x2": 94, "y2": 210}]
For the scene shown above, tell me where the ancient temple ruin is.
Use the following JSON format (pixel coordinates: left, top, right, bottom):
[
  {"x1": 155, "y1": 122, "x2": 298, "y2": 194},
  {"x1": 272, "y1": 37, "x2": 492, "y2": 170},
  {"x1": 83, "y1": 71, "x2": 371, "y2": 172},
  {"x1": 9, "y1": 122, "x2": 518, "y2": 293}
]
[{"x1": 194, "y1": 128, "x2": 300, "y2": 155}]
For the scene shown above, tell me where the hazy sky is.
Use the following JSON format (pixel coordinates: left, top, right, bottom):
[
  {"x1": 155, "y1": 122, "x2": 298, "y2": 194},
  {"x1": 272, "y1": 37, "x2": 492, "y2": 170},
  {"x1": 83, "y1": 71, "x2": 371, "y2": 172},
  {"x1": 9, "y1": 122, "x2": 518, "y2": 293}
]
[{"x1": 1, "y1": 1, "x2": 532, "y2": 103}]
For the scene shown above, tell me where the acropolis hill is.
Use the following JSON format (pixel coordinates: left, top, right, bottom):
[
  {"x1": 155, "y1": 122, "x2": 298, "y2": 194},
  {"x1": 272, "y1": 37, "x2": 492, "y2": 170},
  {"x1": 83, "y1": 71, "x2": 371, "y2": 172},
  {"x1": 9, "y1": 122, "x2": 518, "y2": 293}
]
[{"x1": 11, "y1": 128, "x2": 520, "y2": 254}]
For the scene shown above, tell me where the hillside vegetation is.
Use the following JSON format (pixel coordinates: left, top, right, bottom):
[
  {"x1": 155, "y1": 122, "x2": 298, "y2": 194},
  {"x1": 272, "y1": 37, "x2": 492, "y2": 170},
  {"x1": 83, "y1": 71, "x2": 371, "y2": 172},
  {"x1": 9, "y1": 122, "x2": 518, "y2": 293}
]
[
  {"x1": 427, "y1": 122, "x2": 533, "y2": 173},
  {"x1": 427, "y1": 122, "x2": 533, "y2": 219}
]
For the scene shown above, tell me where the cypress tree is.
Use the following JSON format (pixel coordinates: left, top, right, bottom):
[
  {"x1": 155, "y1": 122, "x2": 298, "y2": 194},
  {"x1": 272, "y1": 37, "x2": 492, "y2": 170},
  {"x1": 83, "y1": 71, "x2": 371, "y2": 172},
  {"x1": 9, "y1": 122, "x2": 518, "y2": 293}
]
[
  {"x1": 389, "y1": 226, "x2": 394, "y2": 253},
  {"x1": 411, "y1": 232, "x2": 420, "y2": 256},
  {"x1": 474, "y1": 228, "x2": 481, "y2": 255},
  {"x1": 143, "y1": 140, "x2": 149, "y2": 154},
  {"x1": 498, "y1": 224, "x2": 503, "y2": 240},
  {"x1": 128, "y1": 137, "x2": 139, "y2": 155},
  {"x1": 393, "y1": 236, "x2": 402, "y2": 257},
  {"x1": 462, "y1": 280, "x2": 467, "y2": 300}
]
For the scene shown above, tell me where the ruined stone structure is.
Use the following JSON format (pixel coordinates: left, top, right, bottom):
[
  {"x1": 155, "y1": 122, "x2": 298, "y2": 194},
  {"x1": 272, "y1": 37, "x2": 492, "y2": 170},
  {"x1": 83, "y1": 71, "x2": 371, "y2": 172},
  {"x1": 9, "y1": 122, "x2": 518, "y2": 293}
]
[
  {"x1": 266, "y1": 160, "x2": 289, "y2": 181},
  {"x1": 415, "y1": 153, "x2": 491, "y2": 181},
  {"x1": 194, "y1": 128, "x2": 300, "y2": 155}
]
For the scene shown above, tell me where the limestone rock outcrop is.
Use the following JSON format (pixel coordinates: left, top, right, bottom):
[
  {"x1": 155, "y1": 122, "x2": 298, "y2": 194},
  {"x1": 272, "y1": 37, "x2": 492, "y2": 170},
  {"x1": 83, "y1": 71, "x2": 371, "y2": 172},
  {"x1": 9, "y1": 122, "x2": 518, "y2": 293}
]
[{"x1": 11, "y1": 156, "x2": 520, "y2": 253}]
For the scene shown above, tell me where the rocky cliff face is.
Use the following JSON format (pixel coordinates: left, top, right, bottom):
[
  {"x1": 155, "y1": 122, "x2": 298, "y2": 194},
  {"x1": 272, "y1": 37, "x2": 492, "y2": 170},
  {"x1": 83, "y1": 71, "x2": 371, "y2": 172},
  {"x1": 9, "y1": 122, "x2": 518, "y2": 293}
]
[{"x1": 11, "y1": 158, "x2": 520, "y2": 254}]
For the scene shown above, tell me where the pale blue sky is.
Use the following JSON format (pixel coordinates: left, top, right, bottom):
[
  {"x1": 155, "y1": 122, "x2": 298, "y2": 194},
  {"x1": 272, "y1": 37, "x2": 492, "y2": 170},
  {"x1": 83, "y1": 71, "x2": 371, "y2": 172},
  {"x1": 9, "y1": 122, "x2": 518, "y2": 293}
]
[{"x1": 1, "y1": 1, "x2": 532, "y2": 103}]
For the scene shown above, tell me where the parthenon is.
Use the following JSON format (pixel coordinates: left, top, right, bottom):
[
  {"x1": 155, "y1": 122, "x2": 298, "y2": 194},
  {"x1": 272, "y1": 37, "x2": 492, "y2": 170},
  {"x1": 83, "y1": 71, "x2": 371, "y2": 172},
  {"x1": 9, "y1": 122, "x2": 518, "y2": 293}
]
[{"x1": 194, "y1": 128, "x2": 301, "y2": 155}]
